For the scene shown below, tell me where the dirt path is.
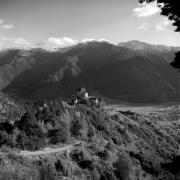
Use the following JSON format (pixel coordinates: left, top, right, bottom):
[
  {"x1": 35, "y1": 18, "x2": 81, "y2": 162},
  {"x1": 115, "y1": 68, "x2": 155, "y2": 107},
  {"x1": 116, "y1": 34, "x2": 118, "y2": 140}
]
[
  {"x1": 20, "y1": 141, "x2": 82, "y2": 156},
  {"x1": 9, "y1": 141, "x2": 83, "y2": 157}
]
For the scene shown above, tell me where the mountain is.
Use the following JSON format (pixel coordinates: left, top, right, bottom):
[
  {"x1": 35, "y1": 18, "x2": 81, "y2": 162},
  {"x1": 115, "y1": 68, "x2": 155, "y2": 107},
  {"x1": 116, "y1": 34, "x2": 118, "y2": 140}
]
[
  {"x1": 0, "y1": 40, "x2": 180, "y2": 103},
  {"x1": 118, "y1": 40, "x2": 180, "y2": 63},
  {"x1": 118, "y1": 40, "x2": 179, "y2": 52}
]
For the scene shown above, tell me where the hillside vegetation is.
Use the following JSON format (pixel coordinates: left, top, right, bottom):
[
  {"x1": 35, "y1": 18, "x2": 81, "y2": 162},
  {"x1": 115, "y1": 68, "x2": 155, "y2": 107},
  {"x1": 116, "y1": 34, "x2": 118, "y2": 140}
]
[{"x1": 0, "y1": 93, "x2": 180, "y2": 180}]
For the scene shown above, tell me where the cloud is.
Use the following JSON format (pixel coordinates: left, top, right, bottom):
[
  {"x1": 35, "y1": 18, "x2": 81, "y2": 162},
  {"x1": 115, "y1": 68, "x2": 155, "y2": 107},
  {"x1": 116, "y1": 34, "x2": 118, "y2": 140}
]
[
  {"x1": 37, "y1": 37, "x2": 114, "y2": 51},
  {"x1": 2, "y1": 37, "x2": 8, "y2": 41},
  {"x1": 155, "y1": 17, "x2": 171, "y2": 31},
  {"x1": 138, "y1": 23, "x2": 150, "y2": 31},
  {"x1": 13, "y1": 38, "x2": 30, "y2": 45},
  {"x1": 0, "y1": 37, "x2": 115, "y2": 50},
  {"x1": 0, "y1": 19, "x2": 14, "y2": 30},
  {"x1": 1, "y1": 37, "x2": 31, "y2": 49},
  {"x1": 133, "y1": 1, "x2": 161, "y2": 17},
  {"x1": 35, "y1": 37, "x2": 78, "y2": 51},
  {"x1": 0, "y1": 19, "x2": 4, "y2": 25},
  {"x1": 2, "y1": 24, "x2": 14, "y2": 30},
  {"x1": 47, "y1": 37, "x2": 78, "y2": 47}
]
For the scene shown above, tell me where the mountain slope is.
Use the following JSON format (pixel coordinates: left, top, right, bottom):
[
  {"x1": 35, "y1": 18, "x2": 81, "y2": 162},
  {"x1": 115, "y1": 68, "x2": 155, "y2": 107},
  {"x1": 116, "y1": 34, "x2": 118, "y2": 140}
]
[
  {"x1": 0, "y1": 50, "x2": 35, "y2": 90},
  {"x1": 0, "y1": 41, "x2": 180, "y2": 103},
  {"x1": 118, "y1": 40, "x2": 180, "y2": 63},
  {"x1": 0, "y1": 97, "x2": 180, "y2": 180}
]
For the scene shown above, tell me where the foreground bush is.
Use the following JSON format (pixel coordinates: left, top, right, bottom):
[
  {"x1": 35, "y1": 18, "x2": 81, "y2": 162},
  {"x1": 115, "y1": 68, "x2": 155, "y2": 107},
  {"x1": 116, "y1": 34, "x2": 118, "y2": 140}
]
[{"x1": 113, "y1": 154, "x2": 132, "y2": 180}]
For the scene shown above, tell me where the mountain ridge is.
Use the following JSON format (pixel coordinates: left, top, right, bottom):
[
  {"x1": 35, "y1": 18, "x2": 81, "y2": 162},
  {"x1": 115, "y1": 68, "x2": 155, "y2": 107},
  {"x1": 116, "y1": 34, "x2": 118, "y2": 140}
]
[
  {"x1": 1, "y1": 40, "x2": 179, "y2": 53},
  {"x1": 0, "y1": 40, "x2": 179, "y2": 103},
  {"x1": 118, "y1": 40, "x2": 180, "y2": 51}
]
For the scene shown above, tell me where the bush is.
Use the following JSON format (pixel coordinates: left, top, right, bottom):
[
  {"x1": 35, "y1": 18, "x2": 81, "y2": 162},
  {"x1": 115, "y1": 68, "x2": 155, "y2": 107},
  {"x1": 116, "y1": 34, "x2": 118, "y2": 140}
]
[
  {"x1": 48, "y1": 120, "x2": 69, "y2": 144},
  {"x1": 17, "y1": 129, "x2": 46, "y2": 150},
  {"x1": 105, "y1": 139, "x2": 115, "y2": 152},
  {"x1": 97, "y1": 149, "x2": 110, "y2": 161},
  {"x1": 100, "y1": 171, "x2": 116, "y2": 180},
  {"x1": 48, "y1": 128, "x2": 69, "y2": 144},
  {"x1": 87, "y1": 125, "x2": 96, "y2": 141},
  {"x1": 0, "y1": 131, "x2": 16, "y2": 147},
  {"x1": 16, "y1": 111, "x2": 38, "y2": 131},
  {"x1": 91, "y1": 169, "x2": 100, "y2": 180},
  {"x1": 70, "y1": 119, "x2": 86, "y2": 138},
  {"x1": 111, "y1": 114, "x2": 119, "y2": 121},
  {"x1": 70, "y1": 149, "x2": 93, "y2": 170},
  {"x1": 55, "y1": 160, "x2": 66, "y2": 175},
  {"x1": 38, "y1": 160, "x2": 58, "y2": 180},
  {"x1": 0, "y1": 144, "x2": 13, "y2": 153},
  {"x1": 113, "y1": 154, "x2": 132, "y2": 180}
]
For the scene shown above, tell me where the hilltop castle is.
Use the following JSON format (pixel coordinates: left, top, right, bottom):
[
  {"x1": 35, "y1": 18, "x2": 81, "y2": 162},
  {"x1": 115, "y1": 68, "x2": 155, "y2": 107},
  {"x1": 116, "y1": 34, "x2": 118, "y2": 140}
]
[{"x1": 70, "y1": 87, "x2": 102, "y2": 107}]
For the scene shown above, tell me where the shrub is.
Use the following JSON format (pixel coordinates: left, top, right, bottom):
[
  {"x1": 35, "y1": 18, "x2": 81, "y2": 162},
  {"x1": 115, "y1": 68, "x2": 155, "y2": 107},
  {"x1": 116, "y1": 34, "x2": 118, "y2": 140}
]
[
  {"x1": 16, "y1": 111, "x2": 38, "y2": 131},
  {"x1": 17, "y1": 128, "x2": 46, "y2": 150},
  {"x1": 38, "y1": 160, "x2": 58, "y2": 180},
  {"x1": 48, "y1": 100, "x2": 65, "y2": 116},
  {"x1": 0, "y1": 144, "x2": 13, "y2": 153},
  {"x1": 105, "y1": 139, "x2": 115, "y2": 152},
  {"x1": 0, "y1": 131, "x2": 15, "y2": 147},
  {"x1": 86, "y1": 108, "x2": 109, "y2": 134},
  {"x1": 55, "y1": 160, "x2": 66, "y2": 175},
  {"x1": 111, "y1": 114, "x2": 119, "y2": 121},
  {"x1": 36, "y1": 107, "x2": 51, "y2": 121},
  {"x1": 72, "y1": 167, "x2": 83, "y2": 178},
  {"x1": 70, "y1": 149, "x2": 93, "y2": 170},
  {"x1": 97, "y1": 150, "x2": 110, "y2": 161},
  {"x1": 48, "y1": 128, "x2": 69, "y2": 144},
  {"x1": 70, "y1": 119, "x2": 86, "y2": 138},
  {"x1": 0, "y1": 172, "x2": 15, "y2": 180},
  {"x1": 87, "y1": 125, "x2": 96, "y2": 141},
  {"x1": 113, "y1": 154, "x2": 132, "y2": 180},
  {"x1": 100, "y1": 171, "x2": 116, "y2": 180},
  {"x1": 48, "y1": 120, "x2": 69, "y2": 144},
  {"x1": 0, "y1": 131, "x2": 8, "y2": 146},
  {"x1": 91, "y1": 169, "x2": 100, "y2": 180}
]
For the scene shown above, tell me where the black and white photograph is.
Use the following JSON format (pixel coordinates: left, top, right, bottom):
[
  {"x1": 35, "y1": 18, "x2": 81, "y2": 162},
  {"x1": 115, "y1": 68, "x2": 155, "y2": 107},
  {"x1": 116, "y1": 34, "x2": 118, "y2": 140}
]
[{"x1": 0, "y1": 0, "x2": 180, "y2": 179}]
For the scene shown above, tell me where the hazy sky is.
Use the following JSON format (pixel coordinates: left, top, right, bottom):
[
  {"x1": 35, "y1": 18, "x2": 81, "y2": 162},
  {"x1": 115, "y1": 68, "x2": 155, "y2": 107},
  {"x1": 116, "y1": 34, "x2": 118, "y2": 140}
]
[{"x1": 0, "y1": 0, "x2": 180, "y2": 49}]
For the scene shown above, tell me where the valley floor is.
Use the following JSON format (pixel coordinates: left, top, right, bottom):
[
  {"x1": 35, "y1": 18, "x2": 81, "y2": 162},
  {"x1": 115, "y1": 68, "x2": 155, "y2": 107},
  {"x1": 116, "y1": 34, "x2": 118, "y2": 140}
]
[{"x1": 105, "y1": 103, "x2": 180, "y2": 116}]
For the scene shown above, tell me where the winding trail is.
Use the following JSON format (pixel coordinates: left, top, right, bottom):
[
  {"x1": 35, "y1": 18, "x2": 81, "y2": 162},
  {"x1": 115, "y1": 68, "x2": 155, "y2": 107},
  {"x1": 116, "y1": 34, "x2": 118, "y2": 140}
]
[
  {"x1": 0, "y1": 141, "x2": 83, "y2": 157},
  {"x1": 19, "y1": 141, "x2": 82, "y2": 157}
]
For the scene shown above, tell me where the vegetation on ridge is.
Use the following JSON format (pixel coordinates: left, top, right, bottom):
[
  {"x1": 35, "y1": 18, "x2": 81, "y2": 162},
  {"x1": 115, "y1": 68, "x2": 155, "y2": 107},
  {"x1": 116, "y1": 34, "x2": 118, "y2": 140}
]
[{"x1": 0, "y1": 93, "x2": 180, "y2": 180}]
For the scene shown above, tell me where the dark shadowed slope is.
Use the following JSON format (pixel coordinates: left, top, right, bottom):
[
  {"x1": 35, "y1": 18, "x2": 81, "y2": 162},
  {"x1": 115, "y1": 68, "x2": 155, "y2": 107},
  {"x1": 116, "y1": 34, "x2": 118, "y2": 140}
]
[{"x1": 1, "y1": 41, "x2": 180, "y2": 103}]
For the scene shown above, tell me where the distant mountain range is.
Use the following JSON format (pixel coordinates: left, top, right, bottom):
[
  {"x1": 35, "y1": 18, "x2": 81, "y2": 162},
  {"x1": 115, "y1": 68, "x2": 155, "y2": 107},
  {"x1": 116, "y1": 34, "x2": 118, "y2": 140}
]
[{"x1": 0, "y1": 40, "x2": 179, "y2": 103}]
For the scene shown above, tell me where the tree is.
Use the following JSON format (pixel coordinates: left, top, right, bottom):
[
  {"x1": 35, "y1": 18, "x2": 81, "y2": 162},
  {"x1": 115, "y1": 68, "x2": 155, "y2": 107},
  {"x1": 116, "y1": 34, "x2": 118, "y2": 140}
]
[
  {"x1": 16, "y1": 111, "x2": 38, "y2": 130},
  {"x1": 16, "y1": 111, "x2": 46, "y2": 150},
  {"x1": 70, "y1": 119, "x2": 86, "y2": 138},
  {"x1": 87, "y1": 125, "x2": 96, "y2": 141},
  {"x1": 48, "y1": 128, "x2": 69, "y2": 144},
  {"x1": 171, "y1": 52, "x2": 180, "y2": 70},
  {"x1": 140, "y1": 0, "x2": 180, "y2": 70},
  {"x1": 48, "y1": 121, "x2": 70, "y2": 144},
  {"x1": 113, "y1": 154, "x2": 132, "y2": 180}
]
